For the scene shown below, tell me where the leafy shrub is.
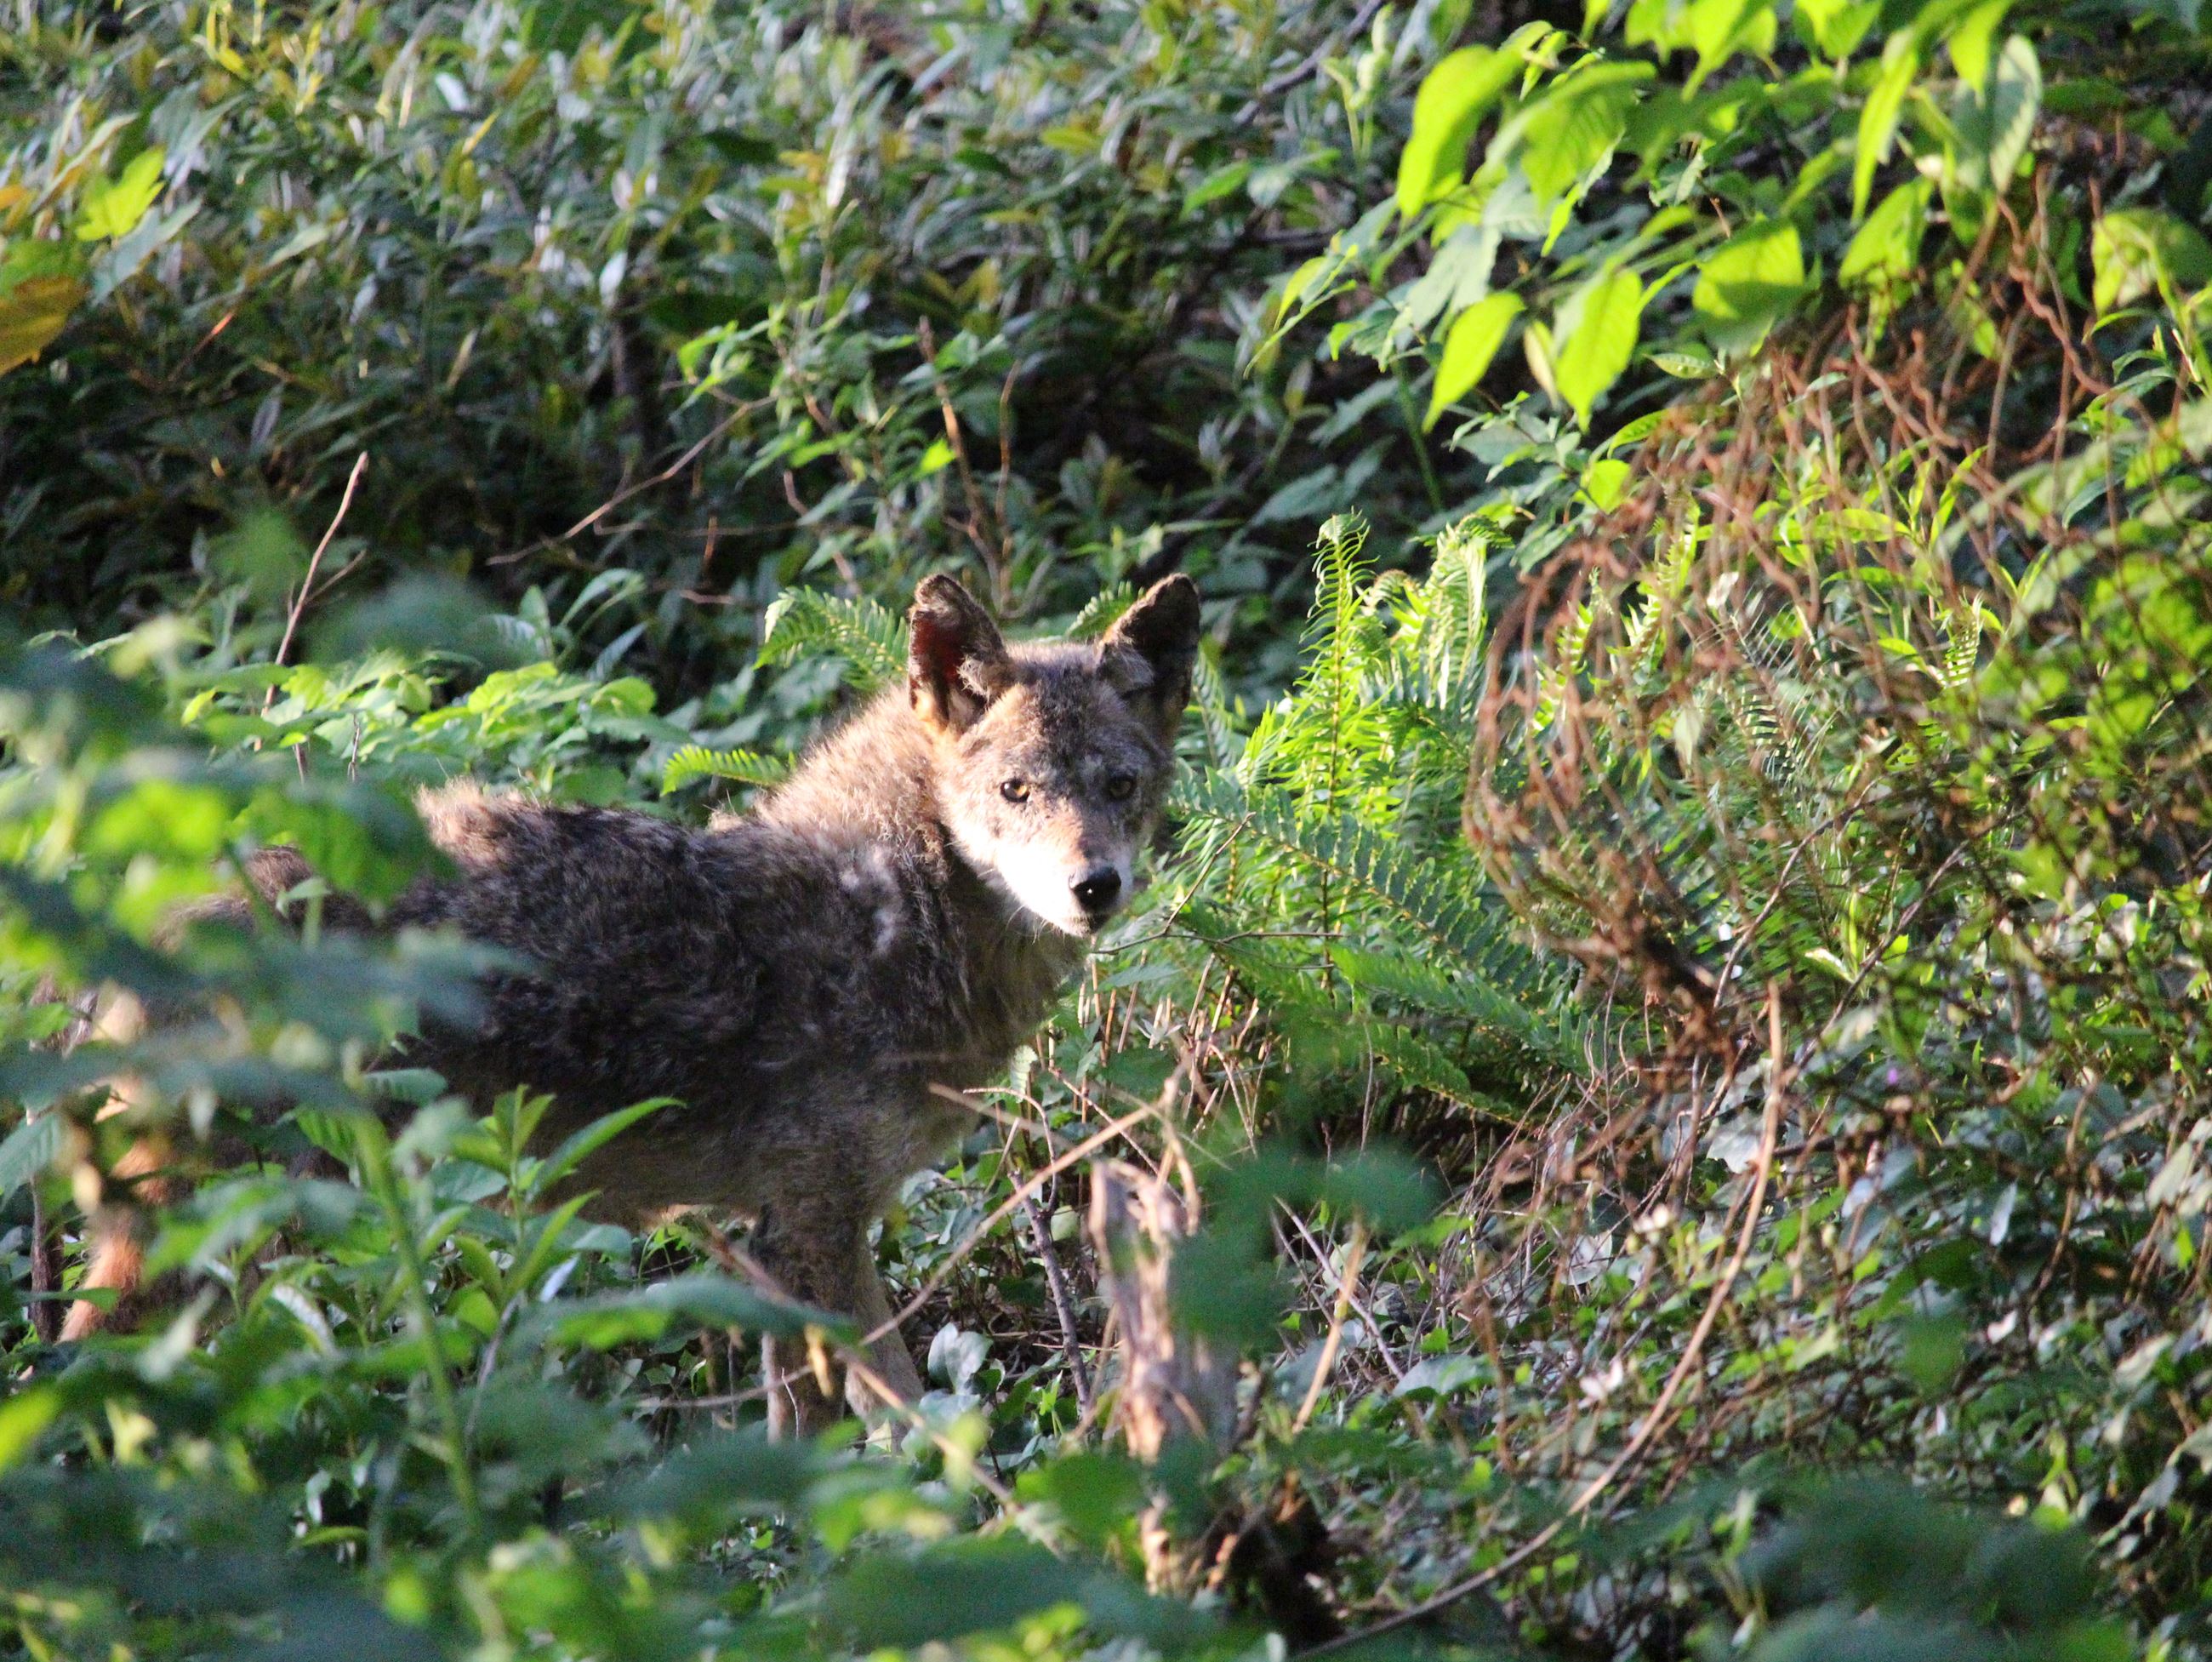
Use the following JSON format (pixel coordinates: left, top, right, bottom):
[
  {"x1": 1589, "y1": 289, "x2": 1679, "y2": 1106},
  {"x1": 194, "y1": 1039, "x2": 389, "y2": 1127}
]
[{"x1": 7, "y1": 0, "x2": 2212, "y2": 1654}]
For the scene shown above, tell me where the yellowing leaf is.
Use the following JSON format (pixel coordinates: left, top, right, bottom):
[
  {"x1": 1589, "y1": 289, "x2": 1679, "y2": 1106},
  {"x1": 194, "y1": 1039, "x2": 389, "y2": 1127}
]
[
  {"x1": 74, "y1": 146, "x2": 167, "y2": 243},
  {"x1": 0, "y1": 271, "x2": 87, "y2": 374},
  {"x1": 1553, "y1": 267, "x2": 1645, "y2": 427},
  {"x1": 1426, "y1": 291, "x2": 1525, "y2": 427}
]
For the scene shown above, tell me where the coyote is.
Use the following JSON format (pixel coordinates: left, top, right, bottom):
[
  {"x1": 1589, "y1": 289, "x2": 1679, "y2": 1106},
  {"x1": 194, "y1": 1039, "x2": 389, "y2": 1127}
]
[{"x1": 57, "y1": 573, "x2": 1201, "y2": 1436}]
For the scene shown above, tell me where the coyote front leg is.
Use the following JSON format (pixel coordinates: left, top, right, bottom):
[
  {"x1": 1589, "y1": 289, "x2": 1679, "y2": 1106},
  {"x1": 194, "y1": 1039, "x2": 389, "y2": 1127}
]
[{"x1": 751, "y1": 1202, "x2": 922, "y2": 1438}]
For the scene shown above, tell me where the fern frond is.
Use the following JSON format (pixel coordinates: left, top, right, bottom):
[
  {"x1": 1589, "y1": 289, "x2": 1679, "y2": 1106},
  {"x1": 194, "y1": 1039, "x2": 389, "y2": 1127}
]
[
  {"x1": 1413, "y1": 514, "x2": 1500, "y2": 704},
  {"x1": 759, "y1": 589, "x2": 904, "y2": 692},
  {"x1": 1067, "y1": 584, "x2": 1136, "y2": 639},
  {"x1": 1175, "y1": 775, "x2": 1540, "y2": 990},
  {"x1": 661, "y1": 745, "x2": 791, "y2": 795},
  {"x1": 1331, "y1": 945, "x2": 1582, "y2": 1072}
]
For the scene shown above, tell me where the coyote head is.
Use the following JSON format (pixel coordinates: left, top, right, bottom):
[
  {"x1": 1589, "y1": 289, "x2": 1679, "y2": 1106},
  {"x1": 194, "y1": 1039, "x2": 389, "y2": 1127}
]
[{"x1": 910, "y1": 573, "x2": 1201, "y2": 937}]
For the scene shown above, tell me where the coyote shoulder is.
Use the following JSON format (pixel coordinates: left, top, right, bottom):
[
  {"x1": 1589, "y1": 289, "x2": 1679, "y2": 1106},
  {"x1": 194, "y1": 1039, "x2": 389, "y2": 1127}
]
[{"x1": 65, "y1": 573, "x2": 1201, "y2": 1435}]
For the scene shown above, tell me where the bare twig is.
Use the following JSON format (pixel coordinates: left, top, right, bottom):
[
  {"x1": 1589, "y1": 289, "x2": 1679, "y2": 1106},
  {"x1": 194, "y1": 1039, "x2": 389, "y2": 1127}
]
[
  {"x1": 268, "y1": 451, "x2": 368, "y2": 688},
  {"x1": 1022, "y1": 1194, "x2": 1095, "y2": 1417}
]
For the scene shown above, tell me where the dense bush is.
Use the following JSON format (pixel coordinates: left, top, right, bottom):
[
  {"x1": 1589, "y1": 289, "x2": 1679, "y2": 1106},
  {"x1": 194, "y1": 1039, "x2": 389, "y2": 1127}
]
[{"x1": 5, "y1": 0, "x2": 2212, "y2": 1658}]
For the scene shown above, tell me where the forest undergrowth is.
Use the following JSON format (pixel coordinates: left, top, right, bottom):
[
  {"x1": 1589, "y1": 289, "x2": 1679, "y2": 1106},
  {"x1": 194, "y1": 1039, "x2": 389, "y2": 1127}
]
[{"x1": 4, "y1": 0, "x2": 2212, "y2": 1659}]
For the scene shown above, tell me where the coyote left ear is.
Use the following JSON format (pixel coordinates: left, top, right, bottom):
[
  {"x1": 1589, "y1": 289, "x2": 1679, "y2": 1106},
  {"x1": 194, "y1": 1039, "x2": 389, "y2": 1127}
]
[
  {"x1": 1102, "y1": 574, "x2": 1201, "y2": 740},
  {"x1": 909, "y1": 574, "x2": 1012, "y2": 733}
]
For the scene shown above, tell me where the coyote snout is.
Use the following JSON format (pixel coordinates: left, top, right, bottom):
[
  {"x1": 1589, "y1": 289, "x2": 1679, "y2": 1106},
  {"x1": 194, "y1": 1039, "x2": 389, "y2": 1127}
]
[{"x1": 908, "y1": 571, "x2": 1197, "y2": 938}]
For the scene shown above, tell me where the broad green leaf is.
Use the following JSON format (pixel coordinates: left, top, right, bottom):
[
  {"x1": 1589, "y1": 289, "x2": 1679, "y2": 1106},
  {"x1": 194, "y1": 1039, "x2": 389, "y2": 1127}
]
[
  {"x1": 1945, "y1": 0, "x2": 2010, "y2": 89},
  {"x1": 1841, "y1": 178, "x2": 1933, "y2": 288},
  {"x1": 1794, "y1": 0, "x2": 1878, "y2": 60},
  {"x1": 1685, "y1": 0, "x2": 1777, "y2": 89},
  {"x1": 0, "y1": 1387, "x2": 57, "y2": 1473},
  {"x1": 1582, "y1": 456, "x2": 1633, "y2": 510},
  {"x1": 1693, "y1": 216, "x2": 1806, "y2": 352},
  {"x1": 1516, "y1": 61, "x2": 1653, "y2": 211},
  {"x1": 1649, "y1": 346, "x2": 1719, "y2": 376},
  {"x1": 1853, "y1": 36, "x2": 1922, "y2": 219},
  {"x1": 2091, "y1": 207, "x2": 2212, "y2": 312},
  {"x1": 1955, "y1": 37, "x2": 2039, "y2": 201},
  {"x1": 1425, "y1": 291, "x2": 1524, "y2": 426},
  {"x1": 73, "y1": 147, "x2": 166, "y2": 242},
  {"x1": 532, "y1": 1097, "x2": 675, "y2": 1191},
  {"x1": 1395, "y1": 43, "x2": 1525, "y2": 218},
  {"x1": 1554, "y1": 267, "x2": 1645, "y2": 426},
  {"x1": 0, "y1": 1109, "x2": 62, "y2": 1199}
]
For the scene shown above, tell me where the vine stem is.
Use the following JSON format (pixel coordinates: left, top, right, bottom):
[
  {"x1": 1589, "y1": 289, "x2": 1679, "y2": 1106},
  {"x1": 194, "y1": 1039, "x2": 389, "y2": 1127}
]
[{"x1": 354, "y1": 1114, "x2": 483, "y2": 1542}]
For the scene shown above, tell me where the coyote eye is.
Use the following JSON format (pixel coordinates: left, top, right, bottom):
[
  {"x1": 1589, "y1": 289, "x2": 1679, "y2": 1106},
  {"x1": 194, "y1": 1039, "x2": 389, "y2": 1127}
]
[
  {"x1": 1105, "y1": 773, "x2": 1137, "y2": 802},
  {"x1": 1001, "y1": 779, "x2": 1030, "y2": 803}
]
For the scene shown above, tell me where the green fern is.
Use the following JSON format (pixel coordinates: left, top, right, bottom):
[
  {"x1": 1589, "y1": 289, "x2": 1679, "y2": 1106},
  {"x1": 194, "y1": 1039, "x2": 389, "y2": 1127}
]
[
  {"x1": 1066, "y1": 583, "x2": 1136, "y2": 639},
  {"x1": 660, "y1": 745, "x2": 791, "y2": 795},
  {"x1": 759, "y1": 588, "x2": 904, "y2": 692},
  {"x1": 1175, "y1": 774, "x2": 1539, "y2": 991}
]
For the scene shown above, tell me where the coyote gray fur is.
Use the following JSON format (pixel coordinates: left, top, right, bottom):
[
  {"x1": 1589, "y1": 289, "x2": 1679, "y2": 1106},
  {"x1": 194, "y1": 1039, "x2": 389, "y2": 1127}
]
[{"x1": 61, "y1": 573, "x2": 1201, "y2": 1436}]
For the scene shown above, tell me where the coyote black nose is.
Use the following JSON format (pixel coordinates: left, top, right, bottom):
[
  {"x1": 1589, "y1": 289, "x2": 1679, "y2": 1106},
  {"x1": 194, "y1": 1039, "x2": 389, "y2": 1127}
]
[{"x1": 1072, "y1": 867, "x2": 1122, "y2": 917}]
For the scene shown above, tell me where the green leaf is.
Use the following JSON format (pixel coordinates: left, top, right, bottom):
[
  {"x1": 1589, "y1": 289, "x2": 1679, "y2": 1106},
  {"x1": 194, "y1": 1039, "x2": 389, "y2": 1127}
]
[
  {"x1": 0, "y1": 1387, "x2": 57, "y2": 1473},
  {"x1": 1692, "y1": 217, "x2": 1806, "y2": 353},
  {"x1": 0, "y1": 1111, "x2": 63, "y2": 1200},
  {"x1": 1685, "y1": 0, "x2": 1777, "y2": 90},
  {"x1": 531, "y1": 1097, "x2": 674, "y2": 1191},
  {"x1": 522, "y1": 1271, "x2": 842, "y2": 1349},
  {"x1": 1648, "y1": 346, "x2": 1719, "y2": 377},
  {"x1": 2092, "y1": 206, "x2": 2212, "y2": 312},
  {"x1": 1582, "y1": 456, "x2": 1633, "y2": 510},
  {"x1": 1425, "y1": 291, "x2": 1524, "y2": 426},
  {"x1": 73, "y1": 148, "x2": 166, "y2": 243},
  {"x1": 1518, "y1": 61, "x2": 1653, "y2": 210},
  {"x1": 758, "y1": 587, "x2": 904, "y2": 692},
  {"x1": 1395, "y1": 39, "x2": 1535, "y2": 218},
  {"x1": 1554, "y1": 266, "x2": 1645, "y2": 425},
  {"x1": 1841, "y1": 178, "x2": 1933, "y2": 288},
  {"x1": 1794, "y1": 0, "x2": 1878, "y2": 60},
  {"x1": 1950, "y1": 36, "x2": 2038, "y2": 202},
  {"x1": 1853, "y1": 36, "x2": 1922, "y2": 219}
]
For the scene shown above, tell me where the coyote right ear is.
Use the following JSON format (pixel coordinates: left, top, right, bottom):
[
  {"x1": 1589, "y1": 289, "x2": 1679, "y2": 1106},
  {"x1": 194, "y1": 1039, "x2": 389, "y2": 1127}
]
[{"x1": 909, "y1": 574, "x2": 1012, "y2": 733}]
